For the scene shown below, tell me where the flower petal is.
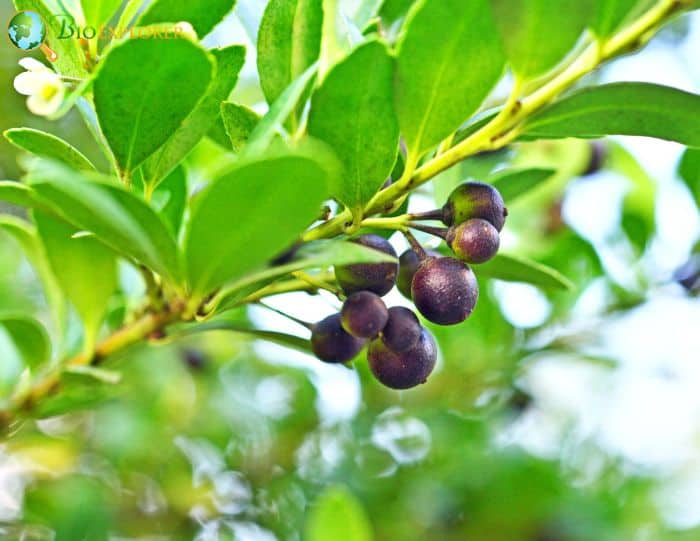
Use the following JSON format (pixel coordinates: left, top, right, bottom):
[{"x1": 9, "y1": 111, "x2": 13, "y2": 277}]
[
  {"x1": 13, "y1": 72, "x2": 39, "y2": 95},
  {"x1": 18, "y1": 58, "x2": 49, "y2": 72}
]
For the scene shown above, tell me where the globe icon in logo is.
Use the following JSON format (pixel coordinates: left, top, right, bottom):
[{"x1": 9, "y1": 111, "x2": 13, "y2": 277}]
[{"x1": 7, "y1": 10, "x2": 46, "y2": 51}]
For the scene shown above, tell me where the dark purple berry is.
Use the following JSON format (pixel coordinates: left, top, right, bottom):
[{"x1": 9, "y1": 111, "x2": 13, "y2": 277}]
[
  {"x1": 411, "y1": 257, "x2": 478, "y2": 325},
  {"x1": 311, "y1": 313, "x2": 366, "y2": 363},
  {"x1": 674, "y1": 254, "x2": 700, "y2": 293},
  {"x1": 340, "y1": 291, "x2": 389, "y2": 339},
  {"x1": 182, "y1": 348, "x2": 206, "y2": 371},
  {"x1": 335, "y1": 234, "x2": 398, "y2": 296},
  {"x1": 381, "y1": 307, "x2": 421, "y2": 352},
  {"x1": 397, "y1": 248, "x2": 440, "y2": 299},
  {"x1": 368, "y1": 329, "x2": 437, "y2": 389},
  {"x1": 447, "y1": 218, "x2": 500, "y2": 264},
  {"x1": 442, "y1": 181, "x2": 507, "y2": 231},
  {"x1": 582, "y1": 141, "x2": 607, "y2": 176}
]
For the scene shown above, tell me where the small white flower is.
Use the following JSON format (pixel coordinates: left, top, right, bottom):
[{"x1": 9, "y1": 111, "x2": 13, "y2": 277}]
[{"x1": 13, "y1": 58, "x2": 65, "y2": 117}]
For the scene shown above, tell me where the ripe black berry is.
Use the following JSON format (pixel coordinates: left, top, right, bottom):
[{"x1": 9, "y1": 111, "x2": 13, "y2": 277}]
[
  {"x1": 368, "y1": 329, "x2": 437, "y2": 389},
  {"x1": 442, "y1": 181, "x2": 507, "y2": 231},
  {"x1": 381, "y1": 306, "x2": 422, "y2": 352},
  {"x1": 341, "y1": 291, "x2": 389, "y2": 339},
  {"x1": 311, "y1": 313, "x2": 366, "y2": 363},
  {"x1": 397, "y1": 248, "x2": 440, "y2": 299},
  {"x1": 582, "y1": 141, "x2": 607, "y2": 176},
  {"x1": 411, "y1": 257, "x2": 478, "y2": 325},
  {"x1": 447, "y1": 218, "x2": 500, "y2": 264},
  {"x1": 335, "y1": 234, "x2": 398, "y2": 296}
]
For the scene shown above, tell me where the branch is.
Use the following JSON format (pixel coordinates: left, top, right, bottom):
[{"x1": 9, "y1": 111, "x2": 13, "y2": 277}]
[{"x1": 301, "y1": 0, "x2": 683, "y2": 242}]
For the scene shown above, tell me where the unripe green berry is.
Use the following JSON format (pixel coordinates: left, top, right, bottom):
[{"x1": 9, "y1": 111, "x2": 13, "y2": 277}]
[
  {"x1": 411, "y1": 257, "x2": 478, "y2": 325},
  {"x1": 397, "y1": 248, "x2": 440, "y2": 299},
  {"x1": 447, "y1": 218, "x2": 500, "y2": 264},
  {"x1": 381, "y1": 306, "x2": 422, "y2": 352},
  {"x1": 368, "y1": 329, "x2": 437, "y2": 389},
  {"x1": 335, "y1": 234, "x2": 398, "y2": 296},
  {"x1": 442, "y1": 181, "x2": 507, "y2": 231},
  {"x1": 341, "y1": 291, "x2": 389, "y2": 339},
  {"x1": 311, "y1": 313, "x2": 366, "y2": 363}
]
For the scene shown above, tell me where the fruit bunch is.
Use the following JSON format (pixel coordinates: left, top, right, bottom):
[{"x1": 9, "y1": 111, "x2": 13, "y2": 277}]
[{"x1": 310, "y1": 182, "x2": 507, "y2": 390}]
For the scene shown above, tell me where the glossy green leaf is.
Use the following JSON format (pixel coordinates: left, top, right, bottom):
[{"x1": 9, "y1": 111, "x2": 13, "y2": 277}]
[
  {"x1": 150, "y1": 166, "x2": 187, "y2": 237},
  {"x1": 475, "y1": 253, "x2": 574, "y2": 290},
  {"x1": 395, "y1": 0, "x2": 505, "y2": 158},
  {"x1": 4, "y1": 128, "x2": 95, "y2": 171},
  {"x1": 0, "y1": 315, "x2": 51, "y2": 369},
  {"x1": 215, "y1": 239, "x2": 398, "y2": 312},
  {"x1": 35, "y1": 212, "x2": 117, "y2": 351},
  {"x1": 679, "y1": 148, "x2": 700, "y2": 209},
  {"x1": 244, "y1": 63, "x2": 318, "y2": 156},
  {"x1": 185, "y1": 151, "x2": 332, "y2": 295},
  {"x1": 305, "y1": 485, "x2": 373, "y2": 541},
  {"x1": 14, "y1": 0, "x2": 87, "y2": 78},
  {"x1": 137, "y1": 0, "x2": 238, "y2": 37},
  {"x1": 81, "y1": 0, "x2": 122, "y2": 28},
  {"x1": 490, "y1": 168, "x2": 555, "y2": 202},
  {"x1": 64, "y1": 365, "x2": 122, "y2": 385},
  {"x1": 94, "y1": 38, "x2": 214, "y2": 176},
  {"x1": 308, "y1": 41, "x2": 399, "y2": 212},
  {"x1": 490, "y1": 0, "x2": 590, "y2": 79},
  {"x1": 179, "y1": 313, "x2": 312, "y2": 354},
  {"x1": 257, "y1": 0, "x2": 323, "y2": 116},
  {"x1": 0, "y1": 215, "x2": 66, "y2": 337},
  {"x1": 522, "y1": 83, "x2": 700, "y2": 147},
  {"x1": 27, "y1": 161, "x2": 183, "y2": 285},
  {"x1": 0, "y1": 181, "x2": 38, "y2": 208},
  {"x1": 221, "y1": 102, "x2": 261, "y2": 152},
  {"x1": 142, "y1": 46, "x2": 246, "y2": 186},
  {"x1": 591, "y1": 0, "x2": 653, "y2": 37},
  {"x1": 379, "y1": 0, "x2": 414, "y2": 25}
]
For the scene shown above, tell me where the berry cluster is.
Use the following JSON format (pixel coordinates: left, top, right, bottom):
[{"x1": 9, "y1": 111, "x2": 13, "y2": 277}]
[{"x1": 310, "y1": 182, "x2": 507, "y2": 390}]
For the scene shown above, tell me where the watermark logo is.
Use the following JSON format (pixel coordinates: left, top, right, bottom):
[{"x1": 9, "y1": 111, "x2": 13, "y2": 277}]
[{"x1": 7, "y1": 10, "x2": 57, "y2": 61}]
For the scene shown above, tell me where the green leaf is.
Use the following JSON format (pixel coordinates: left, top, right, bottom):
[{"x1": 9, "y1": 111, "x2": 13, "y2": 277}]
[
  {"x1": 475, "y1": 253, "x2": 574, "y2": 291},
  {"x1": 490, "y1": 0, "x2": 591, "y2": 79},
  {"x1": 379, "y1": 0, "x2": 414, "y2": 25},
  {"x1": 0, "y1": 315, "x2": 51, "y2": 369},
  {"x1": 0, "y1": 215, "x2": 66, "y2": 337},
  {"x1": 490, "y1": 168, "x2": 555, "y2": 202},
  {"x1": 257, "y1": 0, "x2": 323, "y2": 117},
  {"x1": 81, "y1": 0, "x2": 122, "y2": 28},
  {"x1": 522, "y1": 83, "x2": 700, "y2": 147},
  {"x1": 137, "y1": 0, "x2": 238, "y2": 37},
  {"x1": 305, "y1": 485, "x2": 373, "y2": 541},
  {"x1": 4, "y1": 128, "x2": 95, "y2": 171},
  {"x1": 185, "y1": 151, "x2": 332, "y2": 296},
  {"x1": 27, "y1": 161, "x2": 183, "y2": 285},
  {"x1": 395, "y1": 0, "x2": 505, "y2": 159},
  {"x1": 244, "y1": 63, "x2": 318, "y2": 156},
  {"x1": 679, "y1": 148, "x2": 700, "y2": 209},
  {"x1": 221, "y1": 102, "x2": 261, "y2": 152},
  {"x1": 142, "y1": 46, "x2": 246, "y2": 187},
  {"x1": 214, "y1": 239, "x2": 399, "y2": 312},
  {"x1": 35, "y1": 212, "x2": 117, "y2": 351},
  {"x1": 150, "y1": 166, "x2": 188, "y2": 237},
  {"x1": 591, "y1": 0, "x2": 652, "y2": 38},
  {"x1": 0, "y1": 181, "x2": 39, "y2": 208},
  {"x1": 94, "y1": 38, "x2": 214, "y2": 176},
  {"x1": 308, "y1": 41, "x2": 399, "y2": 213},
  {"x1": 64, "y1": 365, "x2": 122, "y2": 385},
  {"x1": 178, "y1": 313, "x2": 312, "y2": 354},
  {"x1": 13, "y1": 0, "x2": 87, "y2": 78},
  {"x1": 607, "y1": 141, "x2": 656, "y2": 250}
]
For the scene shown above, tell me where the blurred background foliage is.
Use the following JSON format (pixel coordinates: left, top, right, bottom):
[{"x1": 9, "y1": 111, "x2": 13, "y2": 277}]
[{"x1": 1, "y1": 1, "x2": 700, "y2": 540}]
